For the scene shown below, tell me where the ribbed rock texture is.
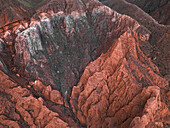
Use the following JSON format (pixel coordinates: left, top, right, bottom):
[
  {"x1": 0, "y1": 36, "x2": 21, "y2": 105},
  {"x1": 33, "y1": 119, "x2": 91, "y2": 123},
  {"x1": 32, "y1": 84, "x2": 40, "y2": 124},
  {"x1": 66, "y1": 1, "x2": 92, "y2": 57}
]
[
  {"x1": 0, "y1": 70, "x2": 80, "y2": 128},
  {"x1": 0, "y1": 0, "x2": 169, "y2": 128},
  {"x1": 125, "y1": 0, "x2": 170, "y2": 25},
  {"x1": 14, "y1": 0, "x2": 139, "y2": 99},
  {"x1": 0, "y1": 0, "x2": 32, "y2": 28},
  {"x1": 101, "y1": 0, "x2": 170, "y2": 85},
  {"x1": 70, "y1": 30, "x2": 169, "y2": 128},
  {"x1": 100, "y1": 0, "x2": 170, "y2": 25}
]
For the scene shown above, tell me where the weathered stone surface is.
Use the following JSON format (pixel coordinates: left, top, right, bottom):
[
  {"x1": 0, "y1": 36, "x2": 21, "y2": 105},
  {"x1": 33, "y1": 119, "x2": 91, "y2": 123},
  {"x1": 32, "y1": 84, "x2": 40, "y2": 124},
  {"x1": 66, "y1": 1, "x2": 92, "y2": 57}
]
[
  {"x1": 14, "y1": 0, "x2": 139, "y2": 98},
  {"x1": 0, "y1": 0, "x2": 169, "y2": 128},
  {"x1": 0, "y1": 0, "x2": 50, "y2": 39},
  {"x1": 101, "y1": 0, "x2": 169, "y2": 45},
  {"x1": 125, "y1": 0, "x2": 170, "y2": 25},
  {"x1": 70, "y1": 30, "x2": 169, "y2": 128},
  {"x1": 101, "y1": 0, "x2": 170, "y2": 89},
  {"x1": 0, "y1": 0, "x2": 32, "y2": 28},
  {"x1": 0, "y1": 70, "x2": 82, "y2": 127},
  {"x1": 100, "y1": 0, "x2": 170, "y2": 25}
]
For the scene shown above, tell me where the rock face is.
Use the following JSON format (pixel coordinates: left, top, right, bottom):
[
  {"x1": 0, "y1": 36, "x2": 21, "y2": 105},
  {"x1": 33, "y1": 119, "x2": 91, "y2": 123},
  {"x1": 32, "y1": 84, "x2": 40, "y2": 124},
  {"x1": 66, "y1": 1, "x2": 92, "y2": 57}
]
[
  {"x1": 125, "y1": 0, "x2": 170, "y2": 25},
  {"x1": 100, "y1": 0, "x2": 170, "y2": 25},
  {"x1": 0, "y1": 0, "x2": 49, "y2": 39},
  {"x1": 101, "y1": 0, "x2": 170, "y2": 85},
  {"x1": 70, "y1": 29, "x2": 169, "y2": 128},
  {"x1": 0, "y1": 0, "x2": 33, "y2": 28},
  {"x1": 0, "y1": 0, "x2": 169, "y2": 128},
  {"x1": 14, "y1": 0, "x2": 139, "y2": 97},
  {"x1": 0, "y1": 70, "x2": 80, "y2": 128}
]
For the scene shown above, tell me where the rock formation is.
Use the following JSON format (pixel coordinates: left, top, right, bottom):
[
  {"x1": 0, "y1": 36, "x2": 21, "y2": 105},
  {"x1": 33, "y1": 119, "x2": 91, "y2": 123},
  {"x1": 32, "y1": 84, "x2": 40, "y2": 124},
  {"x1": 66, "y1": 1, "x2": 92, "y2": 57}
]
[
  {"x1": 0, "y1": 0, "x2": 169, "y2": 128},
  {"x1": 125, "y1": 0, "x2": 170, "y2": 25}
]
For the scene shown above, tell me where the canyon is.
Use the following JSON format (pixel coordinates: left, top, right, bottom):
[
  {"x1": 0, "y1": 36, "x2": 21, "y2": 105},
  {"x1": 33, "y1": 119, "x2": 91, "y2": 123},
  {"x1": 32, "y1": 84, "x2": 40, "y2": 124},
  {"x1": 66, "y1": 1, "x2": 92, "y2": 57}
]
[{"x1": 0, "y1": 0, "x2": 169, "y2": 128}]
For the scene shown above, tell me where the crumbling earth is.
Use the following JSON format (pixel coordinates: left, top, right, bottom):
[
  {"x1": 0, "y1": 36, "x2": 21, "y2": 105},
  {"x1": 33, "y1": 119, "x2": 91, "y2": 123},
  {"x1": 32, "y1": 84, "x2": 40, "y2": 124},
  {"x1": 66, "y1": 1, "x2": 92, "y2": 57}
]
[{"x1": 0, "y1": 0, "x2": 169, "y2": 128}]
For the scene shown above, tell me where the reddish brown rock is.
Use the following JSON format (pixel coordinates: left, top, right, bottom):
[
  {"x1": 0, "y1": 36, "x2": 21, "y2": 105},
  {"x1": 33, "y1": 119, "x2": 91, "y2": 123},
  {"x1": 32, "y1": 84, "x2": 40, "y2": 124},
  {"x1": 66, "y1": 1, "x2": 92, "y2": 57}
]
[
  {"x1": 0, "y1": 0, "x2": 31, "y2": 28},
  {"x1": 14, "y1": 0, "x2": 140, "y2": 100},
  {"x1": 70, "y1": 31, "x2": 169, "y2": 127},
  {"x1": 0, "y1": 0, "x2": 169, "y2": 128},
  {"x1": 101, "y1": 0, "x2": 169, "y2": 45},
  {"x1": 102, "y1": 0, "x2": 170, "y2": 88},
  {"x1": 125, "y1": 0, "x2": 170, "y2": 25},
  {"x1": 0, "y1": 70, "x2": 82, "y2": 127},
  {"x1": 0, "y1": 0, "x2": 34, "y2": 40},
  {"x1": 0, "y1": 0, "x2": 49, "y2": 29},
  {"x1": 33, "y1": 80, "x2": 64, "y2": 105}
]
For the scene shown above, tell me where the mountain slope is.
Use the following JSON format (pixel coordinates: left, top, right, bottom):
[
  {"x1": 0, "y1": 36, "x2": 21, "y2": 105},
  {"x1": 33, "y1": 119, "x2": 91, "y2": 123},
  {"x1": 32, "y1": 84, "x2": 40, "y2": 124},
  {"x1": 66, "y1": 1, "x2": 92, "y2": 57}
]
[{"x1": 0, "y1": 0, "x2": 169, "y2": 127}]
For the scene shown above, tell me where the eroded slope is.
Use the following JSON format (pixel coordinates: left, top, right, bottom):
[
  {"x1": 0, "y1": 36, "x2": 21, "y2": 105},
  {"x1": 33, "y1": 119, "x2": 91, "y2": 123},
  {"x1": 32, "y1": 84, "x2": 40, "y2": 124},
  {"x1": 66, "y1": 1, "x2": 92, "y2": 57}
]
[{"x1": 0, "y1": 0, "x2": 169, "y2": 128}]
